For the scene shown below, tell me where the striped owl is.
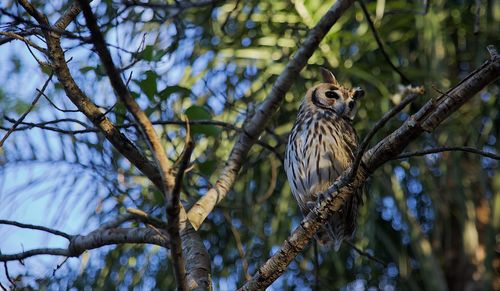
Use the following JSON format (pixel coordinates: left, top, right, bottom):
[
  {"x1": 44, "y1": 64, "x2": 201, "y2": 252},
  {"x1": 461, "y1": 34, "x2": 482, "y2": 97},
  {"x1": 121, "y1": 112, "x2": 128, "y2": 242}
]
[{"x1": 284, "y1": 68, "x2": 364, "y2": 250}]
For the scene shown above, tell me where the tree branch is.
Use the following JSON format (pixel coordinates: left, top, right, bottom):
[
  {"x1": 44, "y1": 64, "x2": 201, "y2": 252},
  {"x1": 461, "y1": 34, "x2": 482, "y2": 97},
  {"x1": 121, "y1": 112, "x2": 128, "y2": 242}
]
[
  {"x1": 240, "y1": 47, "x2": 500, "y2": 290},
  {"x1": 358, "y1": 0, "x2": 411, "y2": 84},
  {"x1": 0, "y1": 118, "x2": 283, "y2": 160},
  {"x1": 15, "y1": 2, "x2": 211, "y2": 287},
  {"x1": 395, "y1": 146, "x2": 499, "y2": 160},
  {"x1": 347, "y1": 87, "x2": 424, "y2": 181},
  {"x1": 123, "y1": 0, "x2": 220, "y2": 10},
  {"x1": 0, "y1": 219, "x2": 71, "y2": 240},
  {"x1": 0, "y1": 74, "x2": 52, "y2": 147},
  {"x1": 167, "y1": 140, "x2": 194, "y2": 288},
  {"x1": 0, "y1": 32, "x2": 47, "y2": 54},
  {"x1": 76, "y1": 1, "x2": 188, "y2": 288},
  {"x1": 16, "y1": 3, "x2": 164, "y2": 191},
  {"x1": 187, "y1": 0, "x2": 357, "y2": 230},
  {"x1": 76, "y1": 0, "x2": 175, "y2": 193},
  {"x1": 0, "y1": 227, "x2": 170, "y2": 262}
]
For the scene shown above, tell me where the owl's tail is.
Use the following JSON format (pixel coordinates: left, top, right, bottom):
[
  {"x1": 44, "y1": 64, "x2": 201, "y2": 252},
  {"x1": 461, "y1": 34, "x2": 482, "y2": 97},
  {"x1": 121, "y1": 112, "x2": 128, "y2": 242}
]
[
  {"x1": 324, "y1": 187, "x2": 363, "y2": 251},
  {"x1": 314, "y1": 225, "x2": 343, "y2": 251}
]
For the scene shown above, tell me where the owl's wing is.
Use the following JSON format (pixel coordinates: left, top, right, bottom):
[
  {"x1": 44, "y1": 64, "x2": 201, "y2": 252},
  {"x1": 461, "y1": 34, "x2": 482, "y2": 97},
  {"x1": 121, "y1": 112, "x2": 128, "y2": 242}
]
[{"x1": 284, "y1": 130, "x2": 310, "y2": 215}]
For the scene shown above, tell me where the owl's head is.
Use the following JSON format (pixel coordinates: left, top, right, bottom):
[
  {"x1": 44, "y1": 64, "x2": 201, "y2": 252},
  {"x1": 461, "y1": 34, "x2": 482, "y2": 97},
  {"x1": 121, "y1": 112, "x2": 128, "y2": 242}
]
[{"x1": 305, "y1": 68, "x2": 364, "y2": 120}]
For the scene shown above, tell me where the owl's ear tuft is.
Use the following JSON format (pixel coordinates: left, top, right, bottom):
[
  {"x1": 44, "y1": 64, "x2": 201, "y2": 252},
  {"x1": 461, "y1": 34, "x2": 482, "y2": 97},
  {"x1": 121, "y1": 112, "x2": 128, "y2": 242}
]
[{"x1": 320, "y1": 67, "x2": 338, "y2": 84}]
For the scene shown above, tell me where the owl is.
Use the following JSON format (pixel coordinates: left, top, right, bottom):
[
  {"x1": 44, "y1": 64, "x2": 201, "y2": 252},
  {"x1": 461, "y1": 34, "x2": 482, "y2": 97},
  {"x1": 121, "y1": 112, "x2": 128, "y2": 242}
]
[{"x1": 284, "y1": 68, "x2": 364, "y2": 250}]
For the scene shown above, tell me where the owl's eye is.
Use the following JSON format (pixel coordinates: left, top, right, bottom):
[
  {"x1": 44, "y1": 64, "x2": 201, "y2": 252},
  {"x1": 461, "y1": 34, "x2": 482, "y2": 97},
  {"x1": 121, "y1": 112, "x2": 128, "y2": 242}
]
[{"x1": 325, "y1": 91, "x2": 340, "y2": 99}]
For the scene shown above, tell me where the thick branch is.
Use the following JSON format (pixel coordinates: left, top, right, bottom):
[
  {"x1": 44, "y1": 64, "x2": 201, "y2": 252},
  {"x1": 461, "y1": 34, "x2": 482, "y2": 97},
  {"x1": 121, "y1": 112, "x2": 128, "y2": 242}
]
[
  {"x1": 187, "y1": 0, "x2": 356, "y2": 230},
  {"x1": 167, "y1": 141, "x2": 194, "y2": 288},
  {"x1": 15, "y1": 3, "x2": 211, "y2": 287},
  {"x1": 17, "y1": 6, "x2": 164, "y2": 190},
  {"x1": 0, "y1": 227, "x2": 170, "y2": 262},
  {"x1": 240, "y1": 49, "x2": 500, "y2": 290},
  {"x1": 54, "y1": 1, "x2": 83, "y2": 31},
  {"x1": 77, "y1": 1, "x2": 189, "y2": 288},
  {"x1": 76, "y1": 0, "x2": 175, "y2": 193}
]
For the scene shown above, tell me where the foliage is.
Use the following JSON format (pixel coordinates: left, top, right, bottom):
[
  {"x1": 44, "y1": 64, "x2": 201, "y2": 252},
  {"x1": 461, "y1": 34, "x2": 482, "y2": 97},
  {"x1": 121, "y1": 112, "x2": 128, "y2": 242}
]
[{"x1": 0, "y1": 0, "x2": 498, "y2": 290}]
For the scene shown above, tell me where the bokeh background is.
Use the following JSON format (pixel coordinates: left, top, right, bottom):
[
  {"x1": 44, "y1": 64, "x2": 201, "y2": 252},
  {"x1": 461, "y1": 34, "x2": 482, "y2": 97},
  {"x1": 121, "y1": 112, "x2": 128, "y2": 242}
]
[{"x1": 0, "y1": 0, "x2": 499, "y2": 290}]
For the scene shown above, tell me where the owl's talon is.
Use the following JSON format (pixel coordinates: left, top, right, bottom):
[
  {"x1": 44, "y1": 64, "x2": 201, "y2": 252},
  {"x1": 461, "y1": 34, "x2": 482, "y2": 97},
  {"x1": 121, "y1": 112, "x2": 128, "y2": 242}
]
[{"x1": 306, "y1": 201, "x2": 316, "y2": 211}]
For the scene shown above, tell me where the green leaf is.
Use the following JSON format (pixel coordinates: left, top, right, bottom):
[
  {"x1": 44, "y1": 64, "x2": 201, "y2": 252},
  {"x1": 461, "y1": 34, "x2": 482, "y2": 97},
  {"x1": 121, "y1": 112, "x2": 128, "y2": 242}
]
[
  {"x1": 152, "y1": 189, "x2": 164, "y2": 205},
  {"x1": 185, "y1": 105, "x2": 211, "y2": 120},
  {"x1": 137, "y1": 45, "x2": 154, "y2": 61},
  {"x1": 138, "y1": 70, "x2": 157, "y2": 101},
  {"x1": 185, "y1": 105, "x2": 220, "y2": 137},
  {"x1": 80, "y1": 66, "x2": 94, "y2": 73},
  {"x1": 198, "y1": 160, "x2": 217, "y2": 176},
  {"x1": 114, "y1": 103, "x2": 127, "y2": 124},
  {"x1": 158, "y1": 86, "x2": 192, "y2": 100}
]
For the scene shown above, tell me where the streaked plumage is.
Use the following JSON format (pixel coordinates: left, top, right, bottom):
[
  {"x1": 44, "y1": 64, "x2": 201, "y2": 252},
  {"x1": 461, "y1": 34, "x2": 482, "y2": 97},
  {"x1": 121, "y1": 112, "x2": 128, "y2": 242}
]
[{"x1": 284, "y1": 68, "x2": 364, "y2": 251}]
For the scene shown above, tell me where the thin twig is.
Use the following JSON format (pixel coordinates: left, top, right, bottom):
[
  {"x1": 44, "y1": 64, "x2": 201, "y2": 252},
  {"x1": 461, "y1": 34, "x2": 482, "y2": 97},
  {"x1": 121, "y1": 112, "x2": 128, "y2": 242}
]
[
  {"x1": 3, "y1": 263, "x2": 14, "y2": 287},
  {"x1": 127, "y1": 208, "x2": 169, "y2": 229},
  {"x1": 395, "y1": 146, "x2": 499, "y2": 160},
  {"x1": 23, "y1": 40, "x2": 48, "y2": 67},
  {"x1": 256, "y1": 156, "x2": 278, "y2": 204},
  {"x1": 344, "y1": 241, "x2": 387, "y2": 267},
  {"x1": 474, "y1": 0, "x2": 481, "y2": 34},
  {"x1": 0, "y1": 31, "x2": 47, "y2": 53},
  {"x1": 37, "y1": 89, "x2": 80, "y2": 112},
  {"x1": 223, "y1": 211, "x2": 251, "y2": 281},
  {"x1": 0, "y1": 7, "x2": 89, "y2": 41},
  {"x1": 0, "y1": 74, "x2": 52, "y2": 147},
  {"x1": 0, "y1": 118, "x2": 284, "y2": 160},
  {"x1": 100, "y1": 214, "x2": 134, "y2": 229},
  {"x1": 348, "y1": 89, "x2": 423, "y2": 181},
  {"x1": 358, "y1": 0, "x2": 411, "y2": 84},
  {"x1": 52, "y1": 257, "x2": 69, "y2": 276},
  {"x1": 0, "y1": 219, "x2": 72, "y2": 240},
  {"x1": 2, "y1": 116, "x2": 89, "y2": 129}
]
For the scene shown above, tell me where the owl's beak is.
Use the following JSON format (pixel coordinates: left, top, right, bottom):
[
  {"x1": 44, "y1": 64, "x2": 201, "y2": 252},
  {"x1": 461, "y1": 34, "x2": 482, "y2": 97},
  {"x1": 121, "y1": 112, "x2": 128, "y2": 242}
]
[{"x1": 334, "y1": 103, "x2": 346, "y2": 115}]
